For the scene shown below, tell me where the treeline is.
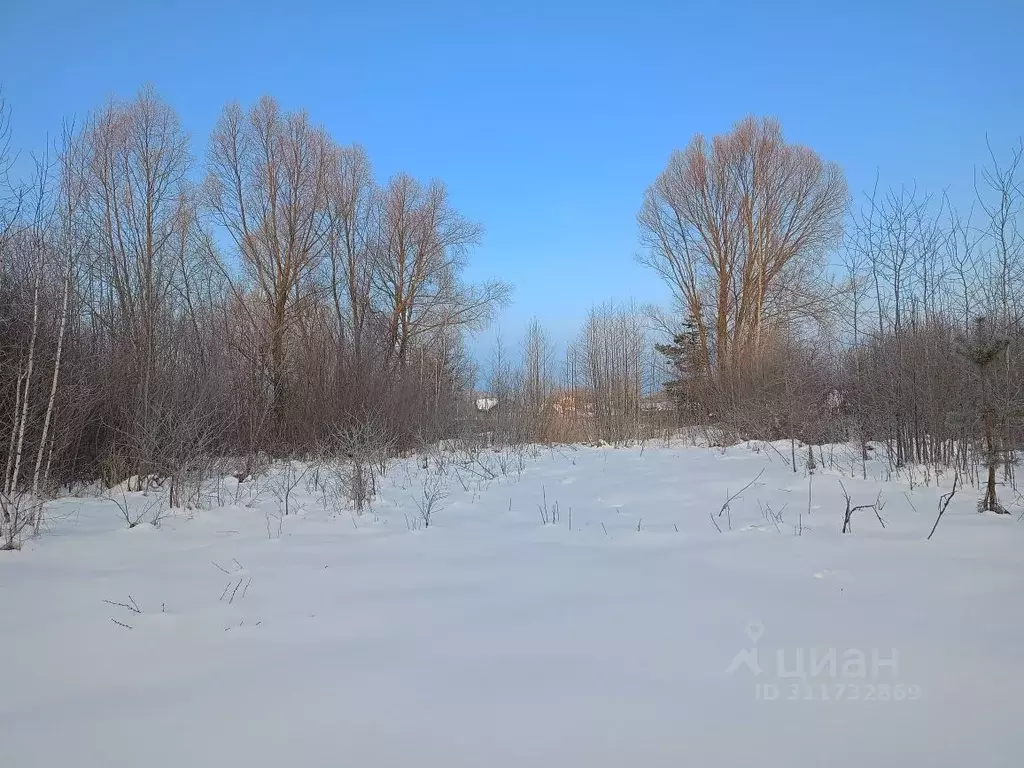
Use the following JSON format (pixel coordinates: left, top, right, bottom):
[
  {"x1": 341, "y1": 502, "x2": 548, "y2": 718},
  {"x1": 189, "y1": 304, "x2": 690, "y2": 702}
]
[
  {"x1": 482, "y1": 303, "x2": 667, "y2": 446},
  {"x1": 0, "y1": 87, "x2": 509, "y2": 544},
  {"x1": 3, "y1": 91, "x2": 1022, "y2": 544}
]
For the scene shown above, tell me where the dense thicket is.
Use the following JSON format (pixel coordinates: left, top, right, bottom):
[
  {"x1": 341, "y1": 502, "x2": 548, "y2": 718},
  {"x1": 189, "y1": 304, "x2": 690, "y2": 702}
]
[{"x1": 0, "y1": 88, "x2": 509, "y2": 544}]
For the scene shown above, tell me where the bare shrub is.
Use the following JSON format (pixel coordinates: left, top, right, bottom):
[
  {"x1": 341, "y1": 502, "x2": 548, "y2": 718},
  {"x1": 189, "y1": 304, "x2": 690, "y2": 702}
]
[
  {"x1": 105, "y1": 485, "x2": 165, "y2": 529},
  {"x1": 268, "y1": 460, "x2": 308, "y2": 518},
  {"x1": 327, "y1": 416, "x2": 397, "y2": 514},
  {"x1": 411, "y1": 472, "x2": 449, "y2": 528}
]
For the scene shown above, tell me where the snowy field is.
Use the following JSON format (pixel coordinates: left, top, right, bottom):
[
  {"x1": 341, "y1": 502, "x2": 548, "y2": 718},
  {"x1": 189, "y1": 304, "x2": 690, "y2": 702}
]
[{"x1": 2, "y1": 442, "x2": 1023, "y2": 767}]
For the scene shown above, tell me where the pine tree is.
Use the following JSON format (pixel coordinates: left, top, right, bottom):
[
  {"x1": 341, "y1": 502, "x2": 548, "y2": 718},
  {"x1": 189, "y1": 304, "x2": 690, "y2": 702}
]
[
  {"x1": 655, "y1": 316, "x2": 701, "y2": 408},
  {"x1": 962, "y1": 316, "x2": 1011, "y2": 514}
]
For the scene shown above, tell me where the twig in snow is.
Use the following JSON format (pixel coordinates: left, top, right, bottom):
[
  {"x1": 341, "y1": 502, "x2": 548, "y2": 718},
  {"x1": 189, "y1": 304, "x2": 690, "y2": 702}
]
[
  {"x1": 111, "y1": 618, "x2": 133, "y2": 630},
  {"x1": 709, "y1": 512, "x2": 723, "y2": 533},
  {"x1": 212, "y1": 560, "x2": 230, "y2": 574},
  {"x1": 927, "y1": 473, "x2": 960, "y2": 541},
  {"x1": 103, "y1": 596, "x2": 141, "y2": 614},
  {"x1": 903, "y1": 491, "x2": 919, "y2": 515},
  {"x1": 839, "y1": 479, "x2": 885, "y2": 534},
  {"x1": 718, "y1": 469, "x2": 765, "y2": 518},
  {"x1": 757, "y1": 500, "x2": 782, "y2": 534}
]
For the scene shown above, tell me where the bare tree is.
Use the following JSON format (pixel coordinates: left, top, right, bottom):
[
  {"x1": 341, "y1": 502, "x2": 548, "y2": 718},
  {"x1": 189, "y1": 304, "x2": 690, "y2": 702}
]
[
  {"x1": 74, "y1": 87, "x2": 202, "y2": 484},
  {"x1": 373, "y1": 174, "x2": 508, "y2": 367},
  {"x1": 204, "y1": 96, "x2": 334, "y2": 430},
  {"x1": 520, "y1": 317, "x2": 556, "y2": 438},
  {"x1": 638, "y1": 116, "x2": 847, "y2": 380},
  {"x1": 30, "y1": 123, "x2": 85, "y2": 530},
  {"x1": 571, "y1": 301, "x2": 651, "y2": 444},
  {"x1": 0, "y1": 90, "x2": 22, "y2": 272},
  {"x1": 325, "y1": 144, "x2": 376, "y2": 362},
  {"x1": 2, "y1": 151, "x2": 52, "y2": 546}
]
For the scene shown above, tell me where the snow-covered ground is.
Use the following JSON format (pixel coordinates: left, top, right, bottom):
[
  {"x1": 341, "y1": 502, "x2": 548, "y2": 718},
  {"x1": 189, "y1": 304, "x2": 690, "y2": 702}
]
[{"x1": 2, "y1": 442, "x2": 1023, "y2": 767}]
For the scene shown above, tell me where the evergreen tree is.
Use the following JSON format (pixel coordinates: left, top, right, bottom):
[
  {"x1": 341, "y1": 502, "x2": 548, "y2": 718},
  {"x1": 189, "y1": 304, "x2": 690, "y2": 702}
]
[{"x1": 655, "y1": 316, "x2": 701, "y2": 408}]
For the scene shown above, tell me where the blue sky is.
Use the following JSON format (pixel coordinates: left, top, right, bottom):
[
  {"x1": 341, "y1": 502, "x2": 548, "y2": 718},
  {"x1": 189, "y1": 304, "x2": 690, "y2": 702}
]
[{"x1": 3, "y1": 0, "x2": 1023, "y2": 359}]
